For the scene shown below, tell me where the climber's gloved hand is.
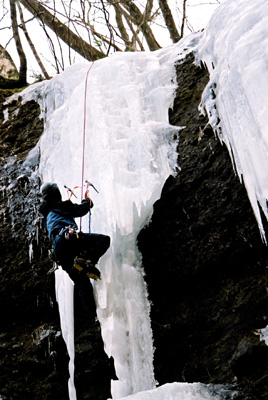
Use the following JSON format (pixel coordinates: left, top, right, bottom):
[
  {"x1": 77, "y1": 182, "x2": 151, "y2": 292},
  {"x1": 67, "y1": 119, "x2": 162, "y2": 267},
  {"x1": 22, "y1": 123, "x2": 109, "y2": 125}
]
[{"x1": 84, "y1": 190, "x2": 94, "y2": 208}]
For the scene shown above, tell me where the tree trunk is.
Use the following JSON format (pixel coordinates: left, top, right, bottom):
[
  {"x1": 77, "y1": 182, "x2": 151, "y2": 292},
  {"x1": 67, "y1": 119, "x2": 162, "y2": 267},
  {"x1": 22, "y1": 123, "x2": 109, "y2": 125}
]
[
  {"x1": 118, "y1": 0, "x2": 161, "y2": 51},
  {"x1": 9, "y1": 0, "x2": 27, "y2": 85},
  {"x1": 114, "y1": 5, "x2": 131, "y2": 50},
  {"x1": 18, "y1": 0, "x2": 105, "y2": 62},
  {"x1": 17, "y1": 1, "x2": 50, "y2": 80},
  {"x1": 158, "y1": 0, "x2": 181, "y2": 43},
  {"x1": 112, "y1": 3, "x2": 145, "y2": 51},
  {"x1": 181, "y1": 0, "x2": 187, "y2": 38}
]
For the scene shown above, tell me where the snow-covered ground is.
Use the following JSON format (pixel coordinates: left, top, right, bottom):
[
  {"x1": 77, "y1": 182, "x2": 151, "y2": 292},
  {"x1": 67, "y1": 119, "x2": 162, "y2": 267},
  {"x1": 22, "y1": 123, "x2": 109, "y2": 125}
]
[{"x1": 11, "y1": 0, "x2": 268, "y2": 398}]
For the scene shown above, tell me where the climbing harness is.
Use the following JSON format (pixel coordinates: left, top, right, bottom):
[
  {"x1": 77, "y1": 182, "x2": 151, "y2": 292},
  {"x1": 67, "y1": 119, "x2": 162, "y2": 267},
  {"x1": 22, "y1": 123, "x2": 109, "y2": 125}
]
[{"x1": 62, "y1": 226, "x2": 79, "y2": 240}]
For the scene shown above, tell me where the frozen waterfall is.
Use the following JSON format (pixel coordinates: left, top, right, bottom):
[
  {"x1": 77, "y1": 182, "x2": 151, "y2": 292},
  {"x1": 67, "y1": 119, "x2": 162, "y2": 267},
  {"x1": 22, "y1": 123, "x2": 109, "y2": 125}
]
[{"x1": 20, "y1": 36, "x2": 199, "y2": 399}]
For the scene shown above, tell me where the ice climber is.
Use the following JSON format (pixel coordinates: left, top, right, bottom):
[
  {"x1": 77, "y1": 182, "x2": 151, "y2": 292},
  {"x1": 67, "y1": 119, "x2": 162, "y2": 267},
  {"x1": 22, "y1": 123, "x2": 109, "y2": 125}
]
[{"x1": 39, "y1": 182, "x2": 110, "y2": 316}]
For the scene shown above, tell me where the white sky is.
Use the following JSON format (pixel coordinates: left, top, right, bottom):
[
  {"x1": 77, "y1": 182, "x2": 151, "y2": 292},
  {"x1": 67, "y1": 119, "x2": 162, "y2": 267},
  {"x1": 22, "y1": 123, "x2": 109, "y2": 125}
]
[{"x1": 0, "y1": 0, "x2": 221, "y2": 81}]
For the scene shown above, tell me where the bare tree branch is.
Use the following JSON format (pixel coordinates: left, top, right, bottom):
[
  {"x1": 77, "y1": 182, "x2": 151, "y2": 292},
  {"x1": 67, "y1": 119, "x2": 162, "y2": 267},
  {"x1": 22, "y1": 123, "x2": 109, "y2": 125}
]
[
  {"x1": 114, "y1": 4, "x2": 131, "y2": 49},
  {"x1": 118, "y1": 0, "x2": 161, "y2": 51},
  {"x1": 0, "y1": 1, "x2": 9, "y2": 24},
  {"x1": 126, "y1": 17, "x2": 145, "y2": 51},
  {"x1": 60, "y1": 0, "x2": 72, "y2": 65},
  {"x1": 144, "y1": 0, "x2": 154, "y2": 22},
  {"x1": 18, "y1": 0, "x2": 105, "y2": 61},
  {"x1": 181, "y1": 0, "x2": 187, "y2": 38},
  {"x1": 38, "y1": 17, "x2": 61, "y2": 74},
  {"x1": 110, "y1": 2, "x2": 145, "y2": 51},
  {"x1": 3, "y1": 0, "x2": 220, "y2": 81},
  {"x1": 86, "y1": 21, "x2": 122, "y2": 52},
  {"x1": 99, "y1": 0, "x2": 114, "y2": 55}
]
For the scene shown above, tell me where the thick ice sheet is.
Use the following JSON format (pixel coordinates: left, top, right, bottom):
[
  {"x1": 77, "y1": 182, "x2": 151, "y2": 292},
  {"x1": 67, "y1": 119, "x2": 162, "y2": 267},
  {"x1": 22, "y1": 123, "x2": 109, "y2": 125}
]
[
  {"x1": 55, "y1": 267, "x2": 76, "y2": 399},
  {"x1": 115, "y1": 382, "x2": 236, "y2": 400},
  {"x1": 19, "y1": 35, "x2": 199, "y2": 399}
]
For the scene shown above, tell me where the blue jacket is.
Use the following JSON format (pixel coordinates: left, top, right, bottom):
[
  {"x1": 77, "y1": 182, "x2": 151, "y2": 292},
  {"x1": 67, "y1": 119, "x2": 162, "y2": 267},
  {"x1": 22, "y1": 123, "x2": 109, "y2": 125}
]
[{"x1": 39, "y1": 199, "x2": 91, "y2": 240}]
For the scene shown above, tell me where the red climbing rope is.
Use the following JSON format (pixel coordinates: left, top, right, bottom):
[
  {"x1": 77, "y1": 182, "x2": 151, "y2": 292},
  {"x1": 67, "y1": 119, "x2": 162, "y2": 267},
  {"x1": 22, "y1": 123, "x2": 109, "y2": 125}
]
[
  {"x1": 80, "y1": 62, "x2": 95, "y2": 230},
  {"x1": 81, "y1": 62, "x2": 95, "y2": 202}
]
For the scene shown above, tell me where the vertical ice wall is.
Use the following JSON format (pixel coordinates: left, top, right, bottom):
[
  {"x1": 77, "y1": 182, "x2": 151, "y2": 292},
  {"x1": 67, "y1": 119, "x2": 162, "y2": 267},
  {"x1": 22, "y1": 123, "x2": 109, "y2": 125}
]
[
  {"x1": 55, "y1": 268, "x2": 76, "y2": 399},
  {"x1": 195, "y1": 0, "x2": 268, "y2": 241},
  {"x1": 18, "y1": 34, "x2": 199, "y2": 399}
]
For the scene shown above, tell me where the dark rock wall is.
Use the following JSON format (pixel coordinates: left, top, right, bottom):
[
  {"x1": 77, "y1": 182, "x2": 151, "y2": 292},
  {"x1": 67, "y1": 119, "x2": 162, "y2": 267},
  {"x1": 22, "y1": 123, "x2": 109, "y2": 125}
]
[
  {"x1": 138, "y1": 54, "x2": 268, "y2": 399},
  {"x1": 0, "y1": 91, "x2": 113, "y2": 400},
  {"x1": 1, "y1": 52, "x2": 268, "y2": 400}
]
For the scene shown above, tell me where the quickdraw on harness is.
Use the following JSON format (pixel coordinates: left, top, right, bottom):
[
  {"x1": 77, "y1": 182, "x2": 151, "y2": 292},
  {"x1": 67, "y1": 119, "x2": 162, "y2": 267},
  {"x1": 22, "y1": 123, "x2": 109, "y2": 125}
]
[
  {"x1": 61, "y1": 226, "x2": 79, "y2": 240},
  {"x1": 47, "y1": 225, "x2": 80, "y2": 275}
]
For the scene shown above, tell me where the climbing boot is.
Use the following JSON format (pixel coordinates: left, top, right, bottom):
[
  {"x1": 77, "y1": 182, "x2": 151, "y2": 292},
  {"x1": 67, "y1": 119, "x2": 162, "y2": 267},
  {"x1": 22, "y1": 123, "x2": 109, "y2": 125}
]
[{"x1": 73, "y1": 257, "x2": 101, "y2": 280}]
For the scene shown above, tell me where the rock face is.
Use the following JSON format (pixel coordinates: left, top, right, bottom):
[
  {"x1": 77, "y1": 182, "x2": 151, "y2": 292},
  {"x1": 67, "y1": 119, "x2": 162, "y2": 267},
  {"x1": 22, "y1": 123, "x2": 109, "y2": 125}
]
[
  {"x1": 0, "y1": 45, "x2": 19, "y2": 80},
  {"x1": 0, "y1": 92, "x2": 114, "y2": 400},
  {"x1": 1, "y1": 53, "x2": 268, "y2": 400},
  {"x1": 138, "y1": 55, "x2": 268, "y2": 399}
]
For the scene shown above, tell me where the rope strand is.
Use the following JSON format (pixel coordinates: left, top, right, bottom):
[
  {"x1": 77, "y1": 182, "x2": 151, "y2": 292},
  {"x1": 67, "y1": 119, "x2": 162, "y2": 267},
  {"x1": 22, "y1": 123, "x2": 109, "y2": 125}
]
[{"x1": 80, "y1": 62, "x2": 95, "y2": 230}]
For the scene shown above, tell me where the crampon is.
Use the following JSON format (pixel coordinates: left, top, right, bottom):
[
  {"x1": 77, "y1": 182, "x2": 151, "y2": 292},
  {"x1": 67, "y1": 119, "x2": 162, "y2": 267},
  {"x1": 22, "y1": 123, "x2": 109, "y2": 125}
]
[{"x1": 73, "y1": 257, "x2": 101, "y2": 280}]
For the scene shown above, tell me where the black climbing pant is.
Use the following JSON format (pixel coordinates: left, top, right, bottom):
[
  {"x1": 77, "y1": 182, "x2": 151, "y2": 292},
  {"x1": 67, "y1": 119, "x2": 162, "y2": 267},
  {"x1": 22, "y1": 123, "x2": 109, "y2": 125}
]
[
  {"x1": 53, "y1": 231, "x2": 110, "y2": 269},
  {"x1": 52, "y1": 231, "x2": 110, "y2": 316}
]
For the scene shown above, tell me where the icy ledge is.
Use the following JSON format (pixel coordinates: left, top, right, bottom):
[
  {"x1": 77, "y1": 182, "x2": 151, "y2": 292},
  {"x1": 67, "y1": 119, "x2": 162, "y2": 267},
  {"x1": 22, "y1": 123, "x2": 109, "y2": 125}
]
[{"x1": 114, "y1": 382, "x2": 237, "y2": 400}]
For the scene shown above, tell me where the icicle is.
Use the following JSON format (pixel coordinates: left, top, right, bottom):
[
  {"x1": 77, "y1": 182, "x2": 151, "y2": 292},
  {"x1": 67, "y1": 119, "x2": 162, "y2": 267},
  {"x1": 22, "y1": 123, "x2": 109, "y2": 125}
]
[
  {"x1": 29, "y1": 242, "x2": 33, "y2": 263},
  {"x1": 55, "y1": 268, "x2": 77, "y2": 400}
]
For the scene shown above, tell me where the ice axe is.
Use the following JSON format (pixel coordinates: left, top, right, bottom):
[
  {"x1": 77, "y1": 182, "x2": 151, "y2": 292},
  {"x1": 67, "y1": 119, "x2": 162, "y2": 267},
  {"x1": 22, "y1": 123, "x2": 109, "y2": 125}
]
[
  {"x1": 84, "y1": 180, "x2": 99, "y2": 233},
  {"x1": 64, "y1": 184, "x2": 79, "y2": 199},
  {"x1": 85, "y1": 180, "x2": 99, "y2": 194}
]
